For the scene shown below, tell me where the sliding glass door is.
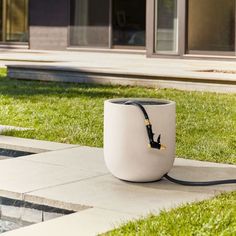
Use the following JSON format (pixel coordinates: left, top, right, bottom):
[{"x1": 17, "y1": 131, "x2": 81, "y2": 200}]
[
  {"x1": 112, "y1": 0, "x2": 146, "y2": 48},
  {"x1": 187, "y1": 0, "x2": 235, "y2": 54},
  {"x1": 0, "y1": 0, "x2": 29, "y2": 42},
  {"x1": 155, "y1": 0, "x2": 178, "y2": 54},
  {"x1": 70, "y1": 0, "x2": 146, "y2": 49},
  {"x1": 70, "y1": 0, "x2": 110, "y2": 47}
]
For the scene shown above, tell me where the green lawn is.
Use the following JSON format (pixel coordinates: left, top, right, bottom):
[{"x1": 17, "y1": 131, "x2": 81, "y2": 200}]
[
  {"x1": 0, "y1": 68, "x2": 235, "y2": 235},
  {"x1": 103, "y1": 191, "x2": 236, "y2": 236},
  {"x1": 0, "y1": 69, "x2": 235, "y2": 164}
]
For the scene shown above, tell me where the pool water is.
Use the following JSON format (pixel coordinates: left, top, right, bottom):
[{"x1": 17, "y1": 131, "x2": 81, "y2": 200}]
[
  {"x1": 0, "y1": 220, "x2": 21, "y2": 233},
  {"x1": 0, "y1": 197, "x2": 76, "y2": 234},
  {"x1": 0, "y1": 148, "x2": 35, "y2": 158}
]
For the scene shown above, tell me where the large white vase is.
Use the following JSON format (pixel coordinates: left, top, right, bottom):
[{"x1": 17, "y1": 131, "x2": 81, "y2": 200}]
[{"x1": 104, "y1": 98, "x2": 176, "y2": 182}]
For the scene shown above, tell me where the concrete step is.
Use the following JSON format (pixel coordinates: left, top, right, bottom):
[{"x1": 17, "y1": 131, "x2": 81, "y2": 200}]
[{"x1": 7, "y1": 65, "x2": 236, "y2": 93}]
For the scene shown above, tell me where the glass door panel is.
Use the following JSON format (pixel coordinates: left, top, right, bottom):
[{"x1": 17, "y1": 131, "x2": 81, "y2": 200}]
[
  {"x1": 5, "y1": 0, "x2": 28, "y2": 42},
  {"x1": 112, "y1": 0, "x2": 146, "y2": 48},
  {"x1": 188, "y1": 0, "x2": 235, "y2": 53},
  {"x1": 70, "y1": 0, "x2": 110, "y2": 47},
  {"x1": 155, "y1": 0, "x2": 178, "y2": 53},
  {"x1": 0, "y1": 0, "x2": 28, "y2": 42}
]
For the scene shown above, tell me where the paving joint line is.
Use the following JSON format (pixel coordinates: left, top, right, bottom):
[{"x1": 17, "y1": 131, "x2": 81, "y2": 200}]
[{"x1": 24, "y1": 173, "x2": 110, "y2": 195}]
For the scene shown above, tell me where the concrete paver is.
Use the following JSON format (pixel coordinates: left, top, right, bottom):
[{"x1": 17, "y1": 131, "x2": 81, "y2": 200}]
[
  {"x1": 1, "y1": 49, "x2": 236, "y2": 93},
  {"x1": 0, "y1": 135, "x2": 78, "y2": 153},
  {"x1": 22, "y1": 146, "x2": 108, "y2": 174},
  {"x1": 25, "y1": 174, "x2": 214, "y2": 216},
  {"x1": 24, "y1": 157, "x2": 236, "y2": 215},
  {"x1": 0, "y1": 136, "x2": 234, "y2": 235},
  {"x1": 0, "y1": 158, "x2": 103, "y2": 207}
]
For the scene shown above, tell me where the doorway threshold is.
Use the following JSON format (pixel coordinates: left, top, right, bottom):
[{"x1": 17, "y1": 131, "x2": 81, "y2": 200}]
[
  {"x1": 183, "y1": 54, "x2": 236, "y2": 61},
  {"x1": 67, "y1": 47, "x2": 146, "y2": 55}
]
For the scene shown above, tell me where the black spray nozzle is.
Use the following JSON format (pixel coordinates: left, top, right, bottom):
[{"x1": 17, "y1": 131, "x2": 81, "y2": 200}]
[
  {"x1": 149, "y1": 134, "x2": 166, "y2": 150},
  {"x1": 144, "y1": 118, "x2": 166, "y2": 150},
  {"x1": 125, "y1": 101, "x2": 166, "y2": 150}
]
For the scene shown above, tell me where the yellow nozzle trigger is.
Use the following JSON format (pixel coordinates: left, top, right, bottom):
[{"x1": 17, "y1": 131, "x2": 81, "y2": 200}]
[{"x1": 160, "y1": 145, "x2": 167, "y2": 150}]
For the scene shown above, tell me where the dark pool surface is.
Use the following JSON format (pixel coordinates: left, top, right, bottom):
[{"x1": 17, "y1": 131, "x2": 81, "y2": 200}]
[
  {"x1": 0, "y1": 197, "x2": 76, "y2": 234},
  {"x1": 0, "y1": 148, "x2": 35, "y2": 158}
]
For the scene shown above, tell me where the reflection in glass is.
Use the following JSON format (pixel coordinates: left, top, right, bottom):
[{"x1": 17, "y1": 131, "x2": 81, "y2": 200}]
[
  {"x1": 6, "y1": 0, "x2": 28, "y2": 41},
  {"x1": 155, "y1": 0, "x2": 178, "y2": 53},
  {"x1": 188, "y1": 0, "x2": 235, "y2": 52},
  {"x1": 112, "y1": 0, "x2": 146, "y2": 47},
  {"x1": 70, "y1": 0, "x2": 109, "y2": 47},
  {"x1": 2, "y1": 0, "x2": 28, "y2": 42}
]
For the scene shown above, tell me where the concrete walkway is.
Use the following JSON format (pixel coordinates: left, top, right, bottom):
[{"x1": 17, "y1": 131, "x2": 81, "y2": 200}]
[
  {"x1": 0, "y1": 49, "x2": 236, "y2": 93},
  {"x1": 0, "y1": 135, "x2": 235, "y2": 236}
]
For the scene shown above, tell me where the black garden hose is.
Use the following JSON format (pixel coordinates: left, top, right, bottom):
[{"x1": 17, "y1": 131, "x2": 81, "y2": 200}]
[
  {"x1": 125, "y1": 100, "x2": 236, "y2": 186},
  {"x1": 164, "y1": 173, "x2": 236, "y2": 186}
]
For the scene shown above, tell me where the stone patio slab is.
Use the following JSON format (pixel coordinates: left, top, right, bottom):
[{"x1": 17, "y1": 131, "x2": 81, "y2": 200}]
[
  {"x1": 25, "y1": 174, "x2": 214, "y2": 216},
  {"x1": 23, "y1": 150, "x2": 236, "y2": 215},
  {"x1": 0, "y1": 158, "x2": 103, "y2": 205},
  {"x1": 0, "y1": 140, "x2": 234, "y2": 236},
  {"x1": 0, "y1": 135, "x2": 78, "y2": 153},
  {"x1": 22, "y1": 146, "x2": 108, "y2": 174},
  {"x1": 0, "y1": 49, "x2": 235, "y2": 92}
]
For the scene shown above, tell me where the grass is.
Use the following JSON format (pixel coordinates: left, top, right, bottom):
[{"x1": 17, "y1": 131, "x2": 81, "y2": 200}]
[
  {"x1": 0, "y1": 68, "x2": 235, "y2": 164},
  {"x1": 103, "y1": 191, "x2": 236, "y2": 236},
  {"x1": 0, "y1": 68, "x2": 235, "y2": 235}
]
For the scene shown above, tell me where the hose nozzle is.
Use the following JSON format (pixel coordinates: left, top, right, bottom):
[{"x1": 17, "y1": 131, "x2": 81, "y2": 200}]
[
  {"x1": 149, "y1": 135, "x2": 166, "y2": 150},
  {"x1": 125, "y1": 101, "x2": 167, "y2": 151}
]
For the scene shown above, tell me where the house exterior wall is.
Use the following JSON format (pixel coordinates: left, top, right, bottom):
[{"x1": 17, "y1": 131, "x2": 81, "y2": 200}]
[
  {"x1": 1, "y1": 0, "x2": 236, "y2": 60},
  {"x1": 29, "y1": 0, "x2": 69, "y2": 50}
]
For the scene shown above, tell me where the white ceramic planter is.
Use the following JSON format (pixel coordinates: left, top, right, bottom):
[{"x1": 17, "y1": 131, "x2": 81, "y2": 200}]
[{"x1": 104, "y1": 98, "x2": 176, "y2": 182}]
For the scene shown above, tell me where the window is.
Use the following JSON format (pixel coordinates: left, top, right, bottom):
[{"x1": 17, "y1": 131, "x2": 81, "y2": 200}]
[
  {"x1": 188, "y1": 0, "x2": 235, "y2": 53},
  {"x1": 0, "y1": 0, "x2": 28, "y2": 42},
  {"x1": 112, "y1": 0, "x2": 146, "y2": 48},
  {"x1": 155, "y1": 0, "x2": 178, "y2": 53},
  {"x1": 70, "y1": 0, "x2": 110, "y2": 47}
]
